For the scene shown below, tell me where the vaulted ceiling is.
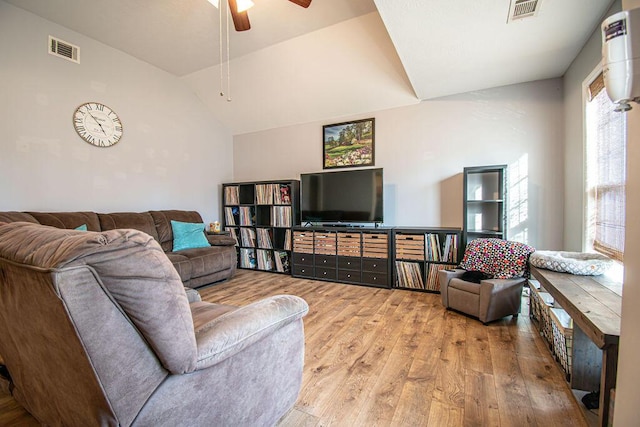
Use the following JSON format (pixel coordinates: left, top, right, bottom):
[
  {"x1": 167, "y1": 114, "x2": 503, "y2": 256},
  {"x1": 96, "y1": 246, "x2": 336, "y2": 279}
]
[{"x1": 6, "y1": 0, "x2": 615, "y2": 134}]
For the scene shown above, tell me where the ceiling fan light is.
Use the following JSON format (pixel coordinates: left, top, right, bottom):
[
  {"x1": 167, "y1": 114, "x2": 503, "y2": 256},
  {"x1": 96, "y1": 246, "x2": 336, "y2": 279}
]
[
  {"x1": 207, "y1": 0, "x2": 220, "y2": 8},
  {"x1": 236, "y1": 0, "x2": 254, "y2": 13}
]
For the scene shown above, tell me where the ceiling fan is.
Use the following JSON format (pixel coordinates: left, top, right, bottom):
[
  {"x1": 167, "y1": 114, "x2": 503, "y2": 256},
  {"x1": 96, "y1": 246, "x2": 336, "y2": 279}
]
[{"x1": 219, "y1": 0, "x2": 312, "y2": 32}]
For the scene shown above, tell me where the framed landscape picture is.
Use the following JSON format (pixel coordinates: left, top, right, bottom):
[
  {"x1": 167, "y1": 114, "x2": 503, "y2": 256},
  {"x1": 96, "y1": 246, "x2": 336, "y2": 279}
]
[{"x1": 323, "y1": 118, "x2": 375, "y2": 169}]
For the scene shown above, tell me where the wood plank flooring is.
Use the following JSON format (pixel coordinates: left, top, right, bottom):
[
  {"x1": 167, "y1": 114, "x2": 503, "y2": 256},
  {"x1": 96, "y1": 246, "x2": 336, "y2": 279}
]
[{"x1": 0, "y1": 270, "x2": 588, "y2": 426}]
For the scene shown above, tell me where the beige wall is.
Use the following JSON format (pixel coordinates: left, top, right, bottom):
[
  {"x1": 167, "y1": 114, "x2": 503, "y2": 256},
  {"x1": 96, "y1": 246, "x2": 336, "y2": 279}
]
[
  {"x1": 182, "y1": 12, "x2": 418, "y2": 135},
  {"x1": 614, "y1": 1, "x2": 640, "y2": 425},
  {"x1": 233, "y1": 78, "x2": 565, "y2": 250},
  {"x1": 0, "y1": 2, "x2": 234, "y2": 222}
]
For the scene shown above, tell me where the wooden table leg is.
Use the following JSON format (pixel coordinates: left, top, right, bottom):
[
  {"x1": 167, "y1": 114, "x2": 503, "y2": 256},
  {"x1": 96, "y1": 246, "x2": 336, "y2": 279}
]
[{"x1": 598, "y1": 344, "x2": 618, "y2": 427}]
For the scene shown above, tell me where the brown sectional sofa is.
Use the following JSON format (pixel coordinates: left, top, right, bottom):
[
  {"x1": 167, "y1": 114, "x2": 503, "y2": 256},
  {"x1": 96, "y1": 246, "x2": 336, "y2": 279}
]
[{"x1": 0, "y1": 210, "x2": 237, "y2": 288}]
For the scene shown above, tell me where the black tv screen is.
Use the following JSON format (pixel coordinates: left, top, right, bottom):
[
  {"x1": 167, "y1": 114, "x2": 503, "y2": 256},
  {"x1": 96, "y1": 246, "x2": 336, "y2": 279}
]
[{"x1": 301, "y1": 168, "x2": 383, "y2": 224}]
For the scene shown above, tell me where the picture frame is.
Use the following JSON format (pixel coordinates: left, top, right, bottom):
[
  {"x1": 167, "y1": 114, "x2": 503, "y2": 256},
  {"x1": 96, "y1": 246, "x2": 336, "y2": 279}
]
[{"x1": 323, "y1": 118, "x2": 375, "y2": 169}]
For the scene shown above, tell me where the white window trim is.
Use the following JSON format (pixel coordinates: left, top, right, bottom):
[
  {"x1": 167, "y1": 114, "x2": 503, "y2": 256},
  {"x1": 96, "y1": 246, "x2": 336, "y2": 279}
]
[{"x1": 582, "y1": 61, "x2": 605, "y2": 253}]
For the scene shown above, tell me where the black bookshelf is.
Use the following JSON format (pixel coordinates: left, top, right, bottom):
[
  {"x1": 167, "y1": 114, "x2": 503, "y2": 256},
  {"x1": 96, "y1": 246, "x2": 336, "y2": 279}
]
[
  {"x1": 463, "y1": 165, "x2": 507, "y2": 246},
  {"x1": 222, "y1": 180, "x2": 300, "y2": 274},
  {"x1": 392, "y1": 227, "x2": 462, "y2": 293}
]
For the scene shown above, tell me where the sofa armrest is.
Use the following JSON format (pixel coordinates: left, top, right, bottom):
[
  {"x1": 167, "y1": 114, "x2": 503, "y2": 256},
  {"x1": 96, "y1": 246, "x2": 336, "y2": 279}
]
[
  {"x1": 439, "y1": 268, "x2": 465, "y2": 307},
  {"x1": 479, "y1": 277, "x2": 526, "y2": 322},
  {"x1": 194, "y1": 295, "x2": 309, "y2": 370},
  {"x1": 184, "y1": 287, "x2": 201, "y2": 303},
  {"x1": 206, "y1": 234, "x2": 237, "y2": 246}
]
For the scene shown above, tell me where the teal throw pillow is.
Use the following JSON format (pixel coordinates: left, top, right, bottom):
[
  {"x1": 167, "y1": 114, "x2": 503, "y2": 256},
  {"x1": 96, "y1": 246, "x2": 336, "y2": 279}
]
[
  {"x1": 75, "y1": 224, "x2": 88, "y2": 231},
  {"x1": 171, "y1": 220, "x2": 210, "y2": 252}
]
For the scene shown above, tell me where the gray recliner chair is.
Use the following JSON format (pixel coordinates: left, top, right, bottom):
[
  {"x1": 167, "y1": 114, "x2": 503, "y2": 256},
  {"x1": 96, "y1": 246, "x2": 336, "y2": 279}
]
[
  {"x1": 438, "y1": 238, "x2": 534, "y2": 324},
  {"x1": 0, "y1": 221, "x2": 308, "y2": 426},
  {"x1": 438, "y1": 269, "x2": 525, "y2": 324}
]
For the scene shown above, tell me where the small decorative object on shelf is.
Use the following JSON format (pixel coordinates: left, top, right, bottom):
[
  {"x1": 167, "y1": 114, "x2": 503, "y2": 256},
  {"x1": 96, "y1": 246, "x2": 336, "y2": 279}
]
[{"x1": 222, "y1": 180, "x2": 300, "y2": 274}]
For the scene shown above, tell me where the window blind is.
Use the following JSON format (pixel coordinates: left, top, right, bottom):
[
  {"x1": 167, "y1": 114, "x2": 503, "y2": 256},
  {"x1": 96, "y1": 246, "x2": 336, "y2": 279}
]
[{"x1": 586, "y1": 72, "x2": 626, "y2": 262}]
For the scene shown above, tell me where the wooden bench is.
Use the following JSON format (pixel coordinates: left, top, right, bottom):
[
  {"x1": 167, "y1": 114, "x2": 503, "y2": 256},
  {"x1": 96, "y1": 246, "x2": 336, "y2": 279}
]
[{"x1": 530, "y1": 266, "x2": 621, "y2": 427}]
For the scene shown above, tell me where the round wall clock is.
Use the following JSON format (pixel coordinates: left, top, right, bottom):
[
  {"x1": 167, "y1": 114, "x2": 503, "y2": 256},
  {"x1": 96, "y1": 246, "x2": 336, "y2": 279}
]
[{"x1": 73, "y1": 102, "x2": 123, "y2": 147}]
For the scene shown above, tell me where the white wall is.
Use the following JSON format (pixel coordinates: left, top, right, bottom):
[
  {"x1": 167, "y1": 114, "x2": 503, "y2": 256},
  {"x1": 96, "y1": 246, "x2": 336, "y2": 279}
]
[
  {"x1": 182, "y1": 12, "x2": 418, "y2": 135},
  {"x1": 0, "y1": 2, "x2": 233, "y2": 223},
  {"x1": 613, "y1": 1, "x2": 640, "y2": 426},
  {"x1": 233, "y1": 78, "x2": 565, "y2": 250}
]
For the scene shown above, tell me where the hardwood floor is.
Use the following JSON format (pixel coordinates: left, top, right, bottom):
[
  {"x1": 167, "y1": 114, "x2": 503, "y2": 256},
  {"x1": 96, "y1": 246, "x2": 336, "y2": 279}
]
[{"x1": 0, "y1": 270, "x2": 588, "y2": 426}]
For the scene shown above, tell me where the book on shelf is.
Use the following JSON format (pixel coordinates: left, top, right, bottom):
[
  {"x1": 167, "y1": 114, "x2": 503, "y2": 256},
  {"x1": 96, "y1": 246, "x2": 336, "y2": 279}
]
[
  {"x1": 425, "y1": 264, "x2": 448, "y2": 291},
  {"x1": 240, "y1": 228, "x2": 256, "y2": 247},
  {"x1": 224, "y1": 186, "x2": 239, "y2": 205},
  {"x1": 224, "y1": 207, "x2": 239, "y2": 226},
  {"x1": 239, "y1": 206, "x2": 254, "y2": 226},
  {"x1": 273, "y1": 251, "x2": 290, "y2": 273},
  {"x1": 395, "y1": 261, "x2": 424, "y2": 289},
  {"x1": 271, "y1": 206, "x2": 292, "y2": 227},
  {"x1": 425, "y1": 233, "x2": 442, "y2": 261},
  {"x1": 256, "y1": 249, "x2": 274, "y2": 271},
  {"x1": 442, "y1": 234, "x2": 459, "y2": 263},
  {"x1": 275, "y1": 184, "x2": 291, "y2": 205},
  {"x1": 256, "y1": 184, "x2": 275, "y2": 205},
  {"x1": 284, "y1": 229, "x2": 292, "y2": 251},
  {"x1": 240, "y1": 248, "x2": 256, "y2": 269},
  {"x1": 425, "y1": 233, "x2": 459, "y2": 263},
  {"x1": 256, "y1": 228, "x2": 273, "y2": 249}
]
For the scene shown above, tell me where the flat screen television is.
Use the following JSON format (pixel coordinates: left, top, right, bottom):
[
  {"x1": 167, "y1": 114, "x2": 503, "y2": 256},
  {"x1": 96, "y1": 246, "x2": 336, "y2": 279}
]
[{"x1": 301, "y1": 168, "x2": 383, "y2": 224}]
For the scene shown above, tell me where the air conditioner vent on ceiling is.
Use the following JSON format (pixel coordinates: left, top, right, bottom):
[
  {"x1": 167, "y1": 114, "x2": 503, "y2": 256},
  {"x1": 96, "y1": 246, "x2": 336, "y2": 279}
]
[
  {"x1": 507, "y1": 0, "x2": 541, "y2": 22},
  {"x1": 48, "y1": 36, "x2": 80, "y2": 63}
]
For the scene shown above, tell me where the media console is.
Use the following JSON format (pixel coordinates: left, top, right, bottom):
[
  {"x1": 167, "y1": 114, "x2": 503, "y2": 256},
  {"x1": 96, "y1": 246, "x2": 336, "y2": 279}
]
[{"x1": 292, "y1": 226, "x2": 462, "y2": 292}]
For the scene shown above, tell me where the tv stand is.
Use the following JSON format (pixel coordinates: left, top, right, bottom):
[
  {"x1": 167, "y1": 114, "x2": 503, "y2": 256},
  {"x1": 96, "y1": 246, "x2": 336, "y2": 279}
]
[
  {"x1": 292, "y1": 226, "x2": 462, "y2": 293},
  {"x1": 292, "y1": 226, "x2": 391, "y2": 288},
  {"x1": 322, "y1": 223, "x2": 363, "y2": 228}
]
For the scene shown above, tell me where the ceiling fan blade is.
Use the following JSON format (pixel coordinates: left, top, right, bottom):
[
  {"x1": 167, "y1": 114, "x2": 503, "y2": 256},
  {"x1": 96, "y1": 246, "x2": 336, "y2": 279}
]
[
  {"x1": 228, "y1": 0, "x2": 251, "y2": 31},
  {"x1": 288, "y1": 0, "x2": 311, "y2": 8}
]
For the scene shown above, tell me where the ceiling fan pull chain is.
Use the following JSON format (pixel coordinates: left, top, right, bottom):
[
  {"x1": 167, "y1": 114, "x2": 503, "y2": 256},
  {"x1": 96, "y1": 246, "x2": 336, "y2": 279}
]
[
  {"x1": 226, "y1": 2, "x2": 232, "y2": 102},
  {"x1": 219, "y1": 0, "x2": 224, "y2": 97}
]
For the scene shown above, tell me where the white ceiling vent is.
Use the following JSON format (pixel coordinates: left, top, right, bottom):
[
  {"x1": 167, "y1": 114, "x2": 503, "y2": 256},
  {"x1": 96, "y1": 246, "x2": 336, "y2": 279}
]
[
  {"x1": 48, "y1": 36, "x2": 80, "y2": 64},
  {"x1": 507, "y1": 0, "x2": 542, "y2": 22}
]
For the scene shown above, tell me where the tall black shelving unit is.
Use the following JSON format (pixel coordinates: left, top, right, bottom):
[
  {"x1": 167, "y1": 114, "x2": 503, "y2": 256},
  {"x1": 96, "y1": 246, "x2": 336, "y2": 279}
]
[
  {"x1": 463, "y1": 165, "x2": 507, "y2": 246},
  {"x1": 222, "y1": 180, "x2": 300, "y2": 274}
]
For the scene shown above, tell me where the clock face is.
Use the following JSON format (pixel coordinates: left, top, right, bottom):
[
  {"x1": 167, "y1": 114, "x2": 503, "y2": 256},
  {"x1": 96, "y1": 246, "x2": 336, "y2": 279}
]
[{"x1": 73, "y1": 102, "x2": 123, "y2": 147}]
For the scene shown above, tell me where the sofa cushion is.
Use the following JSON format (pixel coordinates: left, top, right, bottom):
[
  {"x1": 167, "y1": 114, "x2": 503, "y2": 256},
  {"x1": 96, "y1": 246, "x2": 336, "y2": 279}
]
[
  {"x1": 28, "y1": 211, "x2": 101, "y2": 231},
  {"x1": 149, "y1": 210, "x2": 205, "y2": 252},
  {"x1": 449, "y1": 278, "x2": 482, "y2": 294},
  {"x1": 0, "y1": 211, "x2": 39, "y2": 223},
  {"x1": 177, "y1": 246, "x2": 231, "y2": 279},
  {"x1": 98, "y1": 212, "x2": 160, "y2": 242},
  {"x1": 171, "y1": 220, "x2": 210, "y2": 252},
  {"x1": 164, "y1": 252, "x2": 193, "y2": 283}
]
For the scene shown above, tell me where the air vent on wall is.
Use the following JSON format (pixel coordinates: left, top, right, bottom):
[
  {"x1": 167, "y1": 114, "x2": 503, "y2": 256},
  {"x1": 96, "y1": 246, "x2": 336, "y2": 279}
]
[
  {"x1": 48, "y1": 36, "x2": 80, "y2": 63},
  {"x1": 507, "y1": 0, "x2": 541, "y2": 22}
]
